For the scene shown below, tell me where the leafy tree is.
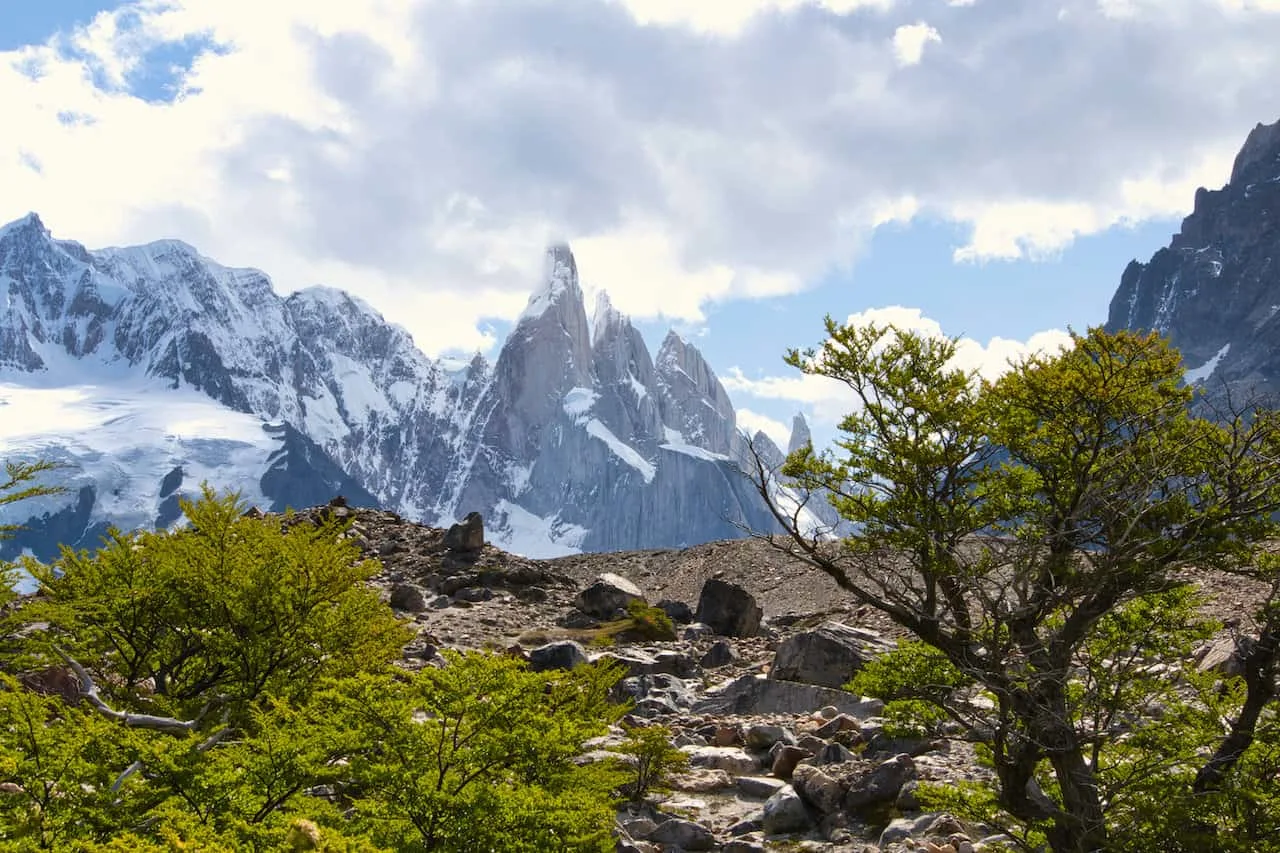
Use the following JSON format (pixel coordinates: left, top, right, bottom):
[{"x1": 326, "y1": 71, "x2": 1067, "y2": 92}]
[
  {"x1": 750, "y1": 323, "x2": 1280, "y2": 853},
  {"x1": 323, "y1": 651, "x2": 627, "y2": 852},
  {"x1": 616, "y1": 723, "x2": 689, "y2": 802},
  {"x1": 23, "y1": 486, "x2": 411, "y2": 721}
]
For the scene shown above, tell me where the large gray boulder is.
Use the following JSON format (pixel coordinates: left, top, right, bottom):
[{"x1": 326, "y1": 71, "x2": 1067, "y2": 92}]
[
  {"x1": 574, "y1": 572, "x2": 644, "y2": 619},
  {"x1": 761, "y1": 785, "x2": 813, "y2": 834},
  {"x1": 528, "y1": 641, "x2": 589, "y2": 672},
  {"x1": 695, "y1": 579, "x2": 763, "y2": 638},
  {"x1": 769, "y1": 621, "x2": 895, "y2": 688},
  {"x1": 694, "y1": 675, "x2": 883, "y2": 719}
]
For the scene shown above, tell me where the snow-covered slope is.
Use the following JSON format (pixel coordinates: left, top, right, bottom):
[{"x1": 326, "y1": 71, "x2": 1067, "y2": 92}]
[{"x1": 1, "y1": 214, "x2": 782, "y2": 558}]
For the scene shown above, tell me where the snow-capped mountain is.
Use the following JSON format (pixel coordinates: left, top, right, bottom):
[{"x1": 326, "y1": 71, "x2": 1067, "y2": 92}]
[{"x1": 1, "y1": 214, "x2": 802, "y2": 558}]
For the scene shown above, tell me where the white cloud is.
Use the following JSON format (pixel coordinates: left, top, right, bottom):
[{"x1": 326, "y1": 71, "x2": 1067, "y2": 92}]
[
  {"x1": 3, "y1": 0, "x2": 1280, "y2": 355},
  {"x1": 735, "y1": 408, "x2": 793, "y2": 447},
  {"x1": 725, "y1": 306, "x2": 1072, "y2": 430},
  {"x1": 892, "y1": 22, "x2": 941, "y2": 66},
  {"x1": 614, "y1": 0, "x2": 895, "y2": 35}
]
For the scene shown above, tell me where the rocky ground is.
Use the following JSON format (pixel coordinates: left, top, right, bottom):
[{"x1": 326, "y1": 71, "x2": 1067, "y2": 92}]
[{"x1": 289, "y1": 500, "x2": 1264, "y2": 852}]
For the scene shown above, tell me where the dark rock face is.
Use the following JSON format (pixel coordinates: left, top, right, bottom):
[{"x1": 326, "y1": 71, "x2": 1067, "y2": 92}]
[
  {"x1": 1106, "y1": 118, "x2": 1280, "y2": 397},
  {"x1": 695, "y1": 579, "x2": 763, "y2": 638}
]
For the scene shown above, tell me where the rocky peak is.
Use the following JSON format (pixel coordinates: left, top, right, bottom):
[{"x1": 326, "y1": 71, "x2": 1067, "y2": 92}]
[
  {"x1": 1229, "y1": 118, "x2": 1280, "y2": 185},
  {"x1": 1107, "y1": 116, "x2": 1280, "y2": 394},
  {"x1": 655, "y1": 330, "x2": 738, "y2": 456},
  {"x1": 786, "y1": 413, "x2": 813, "y2": 456}
]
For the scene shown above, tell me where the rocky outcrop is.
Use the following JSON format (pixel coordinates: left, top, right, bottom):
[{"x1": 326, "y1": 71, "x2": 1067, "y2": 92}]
[{"x1": 1106, "y1": 117, "x2": 1280, "y2": 398}]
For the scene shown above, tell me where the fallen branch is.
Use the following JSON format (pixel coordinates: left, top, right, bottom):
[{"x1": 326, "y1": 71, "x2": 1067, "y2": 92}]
[{"x1": 54, "y1": 646, "x2": 213, "y2": 735}]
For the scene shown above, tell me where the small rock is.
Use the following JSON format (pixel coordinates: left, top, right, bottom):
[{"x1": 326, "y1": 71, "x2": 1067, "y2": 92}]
[
  {"x1": 443, "y1": 511, "x2": 485, "y2": 551},
  {"x1": 736, "y1": 776, "x2": 787, "y2": 798},
  {"x1": 388, "y1": 582, "x2": 426, "y2": 612},
  {"x1": 814, "y1": 742, "x2": 855, "y2": 766},
  {"x1": 791, "y1": 764, "x2": 845, "y2": 815},
  {"x1": 669, "y1": 768, "x2": 733, "y2": 792},
  {"x1": 528, "y1": 641, "x2": 589, "y2": 672},
  {"x1": 844, "y1": 754, "x2": 918, "y2": 814},
  {"x1": 646, "y1": 817, "x2": 715, "y2": 850},
  {"x1": 745, "y1": 723, "x2": 794, "y2": 750},
  {"x1": 575, "y1": 573, "x2": 645, "y2": 619},
  {"x1": 701, "y1": 639, "x2": 738, "y2": 669},
  {"x1": 761, "y1": 785, "x2": 813, "y2": 834},
  {"x1": 722, "y1": 841, "x2": 766, "y2": 853},
  {"x1": 770, "y1": 744, "x2": 812, "y2": 780},
  {"x1": 685, "y1": 746, "x2": 760, "y2": 776},
  {"x1": 656, "y1": 599, "x2": 695, "y2": 623}
]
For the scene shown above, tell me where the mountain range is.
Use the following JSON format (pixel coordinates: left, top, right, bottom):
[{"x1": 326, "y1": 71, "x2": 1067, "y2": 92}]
[
  {"x1": 5, "y1": 114, "x2": 1280, "y2": 562},
  {"x1": 0, "y1": 219, "x2": 815, "y2": 560}
]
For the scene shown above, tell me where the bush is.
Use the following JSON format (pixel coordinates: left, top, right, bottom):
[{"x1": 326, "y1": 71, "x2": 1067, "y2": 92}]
[{"x1": 617, "y1": 723, "x2": 689, "y2": 801}]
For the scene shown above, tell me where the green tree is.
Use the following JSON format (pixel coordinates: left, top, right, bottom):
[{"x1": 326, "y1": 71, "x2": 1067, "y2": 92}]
[
  {"x1": 24, "y1": 486, "x2": 411, "y2": 722},
  {"x1": 323, "y1": 651, "x2": 627, "y2": 852},
  {"x1": 750, "y1": 323, "x2": 1280, "y2": 853}
]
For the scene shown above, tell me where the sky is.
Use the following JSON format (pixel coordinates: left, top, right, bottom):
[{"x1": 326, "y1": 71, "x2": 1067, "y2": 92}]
[{"x1": 3, "y1": 0, "x2": 1280, "y2": 451}]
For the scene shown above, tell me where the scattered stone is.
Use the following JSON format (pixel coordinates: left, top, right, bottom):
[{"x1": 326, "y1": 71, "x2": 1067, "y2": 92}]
[
  {"x1": 701, "y1": 638, "x2": 738, "y2": 668},
  {"x1": 695, "y1": 579, "x2": 763, "y2": 638},
  {"x1": 844, "y1": 753, "x2": 918, "y2": 814},
  {"x1": 769, "y1": 621, "x2": 895, "y2": 688},
  {"x1": 656, "y1": 599, "x2": 695, "y2": 623},
  {"x1": 684, "y1": 746, "x2": 760, "y2": 776},
  {"x1": 722, "y1": 841, "x2": 766, "y2": 853},
  {"x1": 387, "y1": 582, "x2": 426, "y2": 612},
  {"x1": 761, "y1": 785, "x2": 813, "y2": 834},
  {"x1": 575, "y1": 573, "x2": 645, "y2": 619},
  {"x1": 791, "y1": 764, "x2": 845, "y2": 815},
  {"x1": 745, "y1": 723, "x2": 794, "y2": 750},
  {"x1": 736, "y1": 776, "x2": 787, "y2": 798},
  {"x1": 770, "y1": 744, "x2": 812, "y2": 780},
  {"x1": 442, "y1": 511, "x2": 485, "y2": 552},
  {"x1": 668, "y1": 768, "x2": 733, "y2": 792},
  {"x1": 646, "y1": 817, "x2": 715, "y2": 850},
  {"x1": 694, "y1": 674, "x2": 884, "y2": 718},
  {"x1": 527, "y1": 640, "x2": 589, "y2": 672},
  {"x1": 814, "y1": 742, "x2": 856, "y2": 766}
]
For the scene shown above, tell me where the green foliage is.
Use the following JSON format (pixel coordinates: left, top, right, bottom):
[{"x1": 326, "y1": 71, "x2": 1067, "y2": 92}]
[
  {"x1": 621, "y1": 600, "x2": 676, "y2": 642},
  {"x1": 1, "y1": 488, "x2": 633, "y2": 850},
  {"x1": 768, "y1": 321, "x2": 1280, "y2": 853},
  {"x1": 23, "y1": 486, "x2": 411, "y2": 720},
  {"x1": 617, "y1": 723, "x2": 689, "y2": 802},
  {"x1": 323, "y1": 651, "x2": 626, "y2": 852},
  {"x1": 846, "y1": 640, "x2": 969, "y2": 737}
]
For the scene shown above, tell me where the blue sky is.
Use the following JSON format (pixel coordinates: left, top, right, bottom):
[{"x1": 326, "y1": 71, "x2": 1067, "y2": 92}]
[{"x1": 2, "y1": 0, "x2": 1279, "y2": 449}]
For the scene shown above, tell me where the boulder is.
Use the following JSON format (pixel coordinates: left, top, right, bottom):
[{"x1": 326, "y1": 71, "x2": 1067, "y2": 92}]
[
  {"x1": 769, "y1": 621, "x2": 895, "y2": 688},
  {"x1": 388, "y1": 582, "x2": 426, "y2": 612},
  {"x1": 684, "y1": 746, "x2": 760, "y2": 776},
  {"x1": 575, "y1": 572, "x2": 644, "y2": 619},
  {"x1": 656, "y1": 599, "x2": 695, "y2": 623},
  {"x1": 647, "y1": 817, "x2": 716, "y2": 850},
  {"x1": 701, "y1": 639, "x2": 738, "y2": 669},
  {"x1": 844, "y1": 753, "x2": 918, "y2": 814},
  {"x1": 693, "y1": 674, "x2": 884, "y2": 718},
  {"x1": 695, "y1": 579, "x2": 762, "y2": 637},
  {"x1": 443, "y1": 511, "x2": 485, "y2": 552},
  {"x1": 761, "y1": 785, "x2": 813, "y2": 834},
  {"x1": 528, "y1": 641, "x2": 589, "y2": 672}
]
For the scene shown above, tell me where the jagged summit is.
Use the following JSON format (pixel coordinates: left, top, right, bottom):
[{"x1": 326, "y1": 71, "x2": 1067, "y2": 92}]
[
  {"x1": 1229, "y1": 118, "x2": 1280, "y2": 185},
  {"x1": 520, "y1": 242, "x2": 582, "y2": 323},
  {"x1": 0, "y1": 211, "x2": 48, "y2": 238},
  {"x1": 1107, "y1": 116, "x2": 1280, "y2": 395},
  {"x1": 787, "y1": 413, "x2": 813, "y2": 456}
]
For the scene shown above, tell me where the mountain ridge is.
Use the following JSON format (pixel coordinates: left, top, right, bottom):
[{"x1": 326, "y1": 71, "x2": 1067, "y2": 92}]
[{"x1": 0, "y1": 215, "x2": 813, "y2": 559}]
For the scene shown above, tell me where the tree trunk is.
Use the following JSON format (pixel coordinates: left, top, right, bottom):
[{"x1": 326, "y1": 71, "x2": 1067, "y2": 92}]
[
  {"x1": 1046, "y1": 747, "x2": 1109, "y2": 853},
  {"x1": 1194, "y1": 625, "x2": 1279, "y2": 792}
]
